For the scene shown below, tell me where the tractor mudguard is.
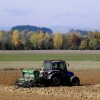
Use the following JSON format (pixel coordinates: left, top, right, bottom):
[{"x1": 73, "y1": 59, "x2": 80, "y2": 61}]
[
  {"x1": 47, "y1": 71, "x2": 60, "y2": 80},
  {"x1": 67, "y1": 71, "x2": 74, "y2": 77}
]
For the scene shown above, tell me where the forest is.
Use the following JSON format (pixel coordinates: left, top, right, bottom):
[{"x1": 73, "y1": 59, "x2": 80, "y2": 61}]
[{"x1": 0, "y1": 28, "x2": 100, "y2": 50}]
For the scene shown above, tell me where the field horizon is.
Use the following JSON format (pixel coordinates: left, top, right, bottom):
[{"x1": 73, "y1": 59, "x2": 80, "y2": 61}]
[{"x1": 0, "y1": 50, "x2": 100, "y2": 54}]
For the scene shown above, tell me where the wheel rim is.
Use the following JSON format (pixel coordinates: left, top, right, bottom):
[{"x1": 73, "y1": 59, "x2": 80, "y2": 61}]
[
  {"x1": 52, "y1": 77, "x2": 60, "y2": 85},
  {"x1": 24, "y1": 81, "x2": 31, "y2": 87},
  {"x1": 72, "y1": 78, "x2": 79, "y2": 86}
]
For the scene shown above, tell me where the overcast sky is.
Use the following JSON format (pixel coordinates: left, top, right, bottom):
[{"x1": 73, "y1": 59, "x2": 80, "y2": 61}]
[{"x1": 0, "y1": 0, "x2": 100, "y2": 28}]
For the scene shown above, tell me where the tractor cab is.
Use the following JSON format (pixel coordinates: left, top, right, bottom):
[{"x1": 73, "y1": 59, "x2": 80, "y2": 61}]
[{"x1": 42, "y1": 60, "x2": 68, "y2": 72}]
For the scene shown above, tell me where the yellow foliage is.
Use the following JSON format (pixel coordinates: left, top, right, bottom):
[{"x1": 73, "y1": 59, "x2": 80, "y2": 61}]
[
  {"x1": 68, "y1": 34, "x2": 78, "y2": 44},
  {"x1": 80, "y1": 40, "x2": 88, "y2": 49},
  {"x1": 38, "y1": 32, "x2": 44, "y2": 48},
  {"x1": 0, "y1": 31, "x2": 3, "y2": 41},
  {"x1": 12, "y1": 30, "x2": 21, "y2": 47},
  {"x1": 38, "y1": 31, "x2": 44, "y2": 39},
  {"x1": 53, "y1": 32, "x2": 63, "y2": 49},
  {"x1": 93, "y1": 31, "x2": 100, "y2": 39},
  {"x1": 43, "y1": 33, "x2": 50, "y2": 49},
  {"x1": 30, "y1": 32, "x2": 38, "y2": 48},
  {"x1": 44, "y1": 33, "x2": 50, "y2": 40}
]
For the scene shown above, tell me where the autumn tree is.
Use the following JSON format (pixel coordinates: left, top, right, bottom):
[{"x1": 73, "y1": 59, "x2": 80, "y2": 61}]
[
  {"x1": 21, "y1": 30, "x2": 28, "y2": 49},
  {"x1": 79, "y1": 40, "x2": 88, "y2": 50},
  {"x1": 68, "y1": 34, "x2": 81, "y2": 49},
  {"x1": 88, "y1": 31, "x2": 100, "y2": 50},
  {"x1": 12, "y1": 30, "x2": 21, "y2": 49},
  {"x1": 87, "y1": 31, "x2": 93, "y2": 40},
  {"x1": 93, "y1": 31, "x2": 100, "y2": 39},
  {"x1": 43, "y1": 32, "x2": 50, "y2": 49},
  {"x1": 53, "y1": 32, "x2": 63, "y2": 49},
  {"x1": 4, "y1": 31, "x2": 13, "y2": 50},
  {"x1": 30, "y1": 32, "x2": 38, "y2": 50},
  {"x1": 0, "y1": 31, "x2": 3, "y2": 41},
  {"x1": 62, "y1": 34, "x2": 70, "y2": 50},
  {"x1": 97, "y1": 39, "x2": 100, "y2": 49},
  {"x1": 38, "y1": 31, "x2": 44, "y2": 49},
  {"x1": 0, "y1": 31, "x2": 4, "y2": 49},
  {"x1": 89, "y1": 38, "x2": 98, "y2": 50},
  {"x1": 25, "y1": 31, "x2": 33, "y2": 49}
]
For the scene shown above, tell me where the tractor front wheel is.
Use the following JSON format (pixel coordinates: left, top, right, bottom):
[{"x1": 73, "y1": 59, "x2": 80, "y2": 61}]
[{"x1": 70, "y1": 76, "x2": 80, "y2": 86}]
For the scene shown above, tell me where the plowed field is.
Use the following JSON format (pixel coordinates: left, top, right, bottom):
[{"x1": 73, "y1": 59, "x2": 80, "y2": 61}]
[{"x1": 0, "y1": 70, "x2": 100, "y2": 100}]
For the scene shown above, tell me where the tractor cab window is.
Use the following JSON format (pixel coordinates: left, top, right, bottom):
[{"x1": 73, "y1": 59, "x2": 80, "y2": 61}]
[
  {"x1": 52, "y1": 62, "x2": 67, "y2": 71},
  {"x1": 59, "y1": 62, "x2": 67, "y2": 71},
  {"x1": 43, "y1": 62, "x2": 52, "y2": 70},
  {"x1": 52, "y1": 63, "x2": 58, "y2": 70}
]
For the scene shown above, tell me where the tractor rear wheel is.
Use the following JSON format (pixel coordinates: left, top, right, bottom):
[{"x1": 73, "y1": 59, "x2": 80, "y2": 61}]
[{"x1": 51, "y1": 75, "x2": 61, "y2": 86}]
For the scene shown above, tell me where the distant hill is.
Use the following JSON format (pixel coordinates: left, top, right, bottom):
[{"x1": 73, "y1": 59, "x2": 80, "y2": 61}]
[
  {"x1": 69, "y1": 29, "x2": 89, "y2": 35},
  {"x1": 11, "y1": 25, "x2": 53, "y2": 34},
  {"x1": 50, "y1": 26, "x2": 95, "y2": 33}
]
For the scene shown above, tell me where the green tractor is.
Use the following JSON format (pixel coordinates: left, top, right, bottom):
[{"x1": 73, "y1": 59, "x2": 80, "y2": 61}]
[{"x1": 16, "y1": 60, "x2": 80, "y2": 87}]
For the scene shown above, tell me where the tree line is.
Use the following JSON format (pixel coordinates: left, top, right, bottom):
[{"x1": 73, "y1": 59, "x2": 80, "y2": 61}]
[{"x1": 0, "y1": 30, "x2": 100, "y2": 50}]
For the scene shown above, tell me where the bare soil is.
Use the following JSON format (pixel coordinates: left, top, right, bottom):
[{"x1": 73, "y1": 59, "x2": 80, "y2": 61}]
[
  {"x1": 0, "y1": 70, "x2": 100, "y2": 100},
  {"x1": 0, "y1": 50, "x2": 100, "y2": 54}
]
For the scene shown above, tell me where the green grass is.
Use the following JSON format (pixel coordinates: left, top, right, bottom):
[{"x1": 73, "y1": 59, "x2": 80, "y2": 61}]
[{"x1": 0, "y1": 53, "x2": 100, "y2": 61}]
